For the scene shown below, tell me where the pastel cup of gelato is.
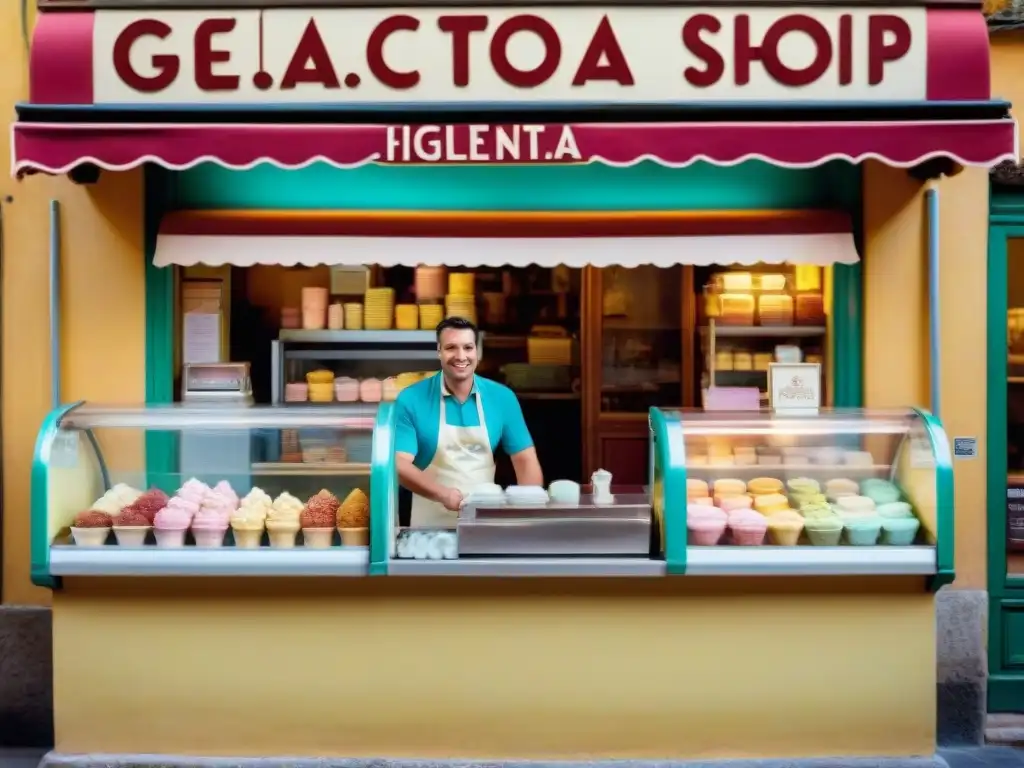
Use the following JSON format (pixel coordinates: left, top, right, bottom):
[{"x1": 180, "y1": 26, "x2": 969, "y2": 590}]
[
  {"x1": 880, "y1": 516, "x2": 921, "y2": 546},
  {"x1": 688, "y1": 514, "x2": 727, "y2": 546},
  {"x1": 728, "y1": 510, "x2": 768, "y2": 546},
  {"x1": 803, "y1": 514, "x2": 844, "y2": 546},
  {"x1": 860, "y1": 479, "x2": 901, "y2": 505},
  {"x1": 192, "y1": 526, "x2": 227, "y2": 548},
  {"x1": 766, "y1": 510, "x2": 805, "y2": 546},
  {"x1": 843, "y1": 515, "x2": 882, "y2": 546},
  {"x1": 877, "y1": 501, "x2": 914, "y2": 519}
]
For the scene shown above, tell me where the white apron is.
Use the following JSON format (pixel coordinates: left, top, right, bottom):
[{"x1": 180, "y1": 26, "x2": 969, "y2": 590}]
[{"x1": 410, "y1": 379, "x2": 495, "y2": 528}]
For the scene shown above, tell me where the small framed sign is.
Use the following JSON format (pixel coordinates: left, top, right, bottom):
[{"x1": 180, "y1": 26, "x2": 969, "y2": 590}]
[{"x1": 768, "y1": 363, "x2": 822, "y2": 414}]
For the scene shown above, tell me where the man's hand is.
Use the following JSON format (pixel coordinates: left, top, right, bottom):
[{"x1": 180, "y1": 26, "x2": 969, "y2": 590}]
[{"x1": 440, "y1": 487, "x2": 464, "y2": 512}]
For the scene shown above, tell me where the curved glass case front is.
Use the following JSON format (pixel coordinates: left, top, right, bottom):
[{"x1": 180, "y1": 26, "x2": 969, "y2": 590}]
[
  {"x1": 32, "y1": 403, "x2": 381, "y2": 584},
  {"x1": 650, "y1": 407, "x2": 953, "y2": 586}
]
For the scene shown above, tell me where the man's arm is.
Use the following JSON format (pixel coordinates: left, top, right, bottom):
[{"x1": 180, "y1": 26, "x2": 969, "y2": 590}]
[
  {"x1": 510, "y1": 446, "x2": 544, "y2": 487},
  {"x1": 500, "y1": 389, "x2": 544, "y2": 486},
  {"x1": 396, "y1": 453, "x2": 463, "y2": 511}
]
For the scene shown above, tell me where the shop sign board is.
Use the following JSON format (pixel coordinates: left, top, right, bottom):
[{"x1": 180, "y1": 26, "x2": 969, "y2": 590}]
[
  {"x1": 768, "y1": 363, "x2": 821, "y2": 414},
  {"x1": 93, "y1": 6, "x2": 928, "y2": 104}
]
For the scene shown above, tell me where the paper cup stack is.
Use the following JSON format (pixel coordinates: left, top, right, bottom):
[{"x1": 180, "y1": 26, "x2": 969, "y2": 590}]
[
  {"x1": 344, "y1": 303, "x2": 363, "y2": 330},
  {"x1": 302, "y1": 287, "x2": 329, "y2": 330},
  {"x1": 364, "y1": 288, "x2": 395, "y2": 330},
  {"x1": 395, "y1": 304, "x2": 419, "y2": 330},
  {"x1": 446, "y1": 295, "x2": 476, "y2": 323},
  {"x1": 419, "y1": 304, "x2": 444, "y2": 330},
  {"x1": 415, "y1": 266, "x2": 447, "y2": 302}
]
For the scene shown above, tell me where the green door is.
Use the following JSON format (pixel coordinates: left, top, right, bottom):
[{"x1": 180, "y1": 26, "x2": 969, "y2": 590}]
[{"x1": 988, "y1": 204, "x2": 1024, "y2": 709}]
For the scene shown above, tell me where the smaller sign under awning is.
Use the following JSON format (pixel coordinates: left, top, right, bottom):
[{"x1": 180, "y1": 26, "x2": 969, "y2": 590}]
[
  {"x1": 12, "y1": 120, "x2": 1018, "y2": 176},
  {"x1": 153, "y1": 210, "x2": 860, "y2": 269}
]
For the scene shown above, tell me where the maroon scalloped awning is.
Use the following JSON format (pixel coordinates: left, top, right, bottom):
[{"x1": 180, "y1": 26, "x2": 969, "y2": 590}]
[{"x1": 11, "y1": 120, "x2": 1018, "y2": 176}]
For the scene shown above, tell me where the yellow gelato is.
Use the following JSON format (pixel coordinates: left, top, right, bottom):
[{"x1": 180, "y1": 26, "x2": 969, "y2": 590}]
[
  {"x1": 231, "y1": 487, "x2": 272, "y2": 531},
  {"x1": 267, "y1": 492, "x2": 303, "y2": 532},
  {"x1": 337, "y1": 488, "x2": 369, "y2": 528}
]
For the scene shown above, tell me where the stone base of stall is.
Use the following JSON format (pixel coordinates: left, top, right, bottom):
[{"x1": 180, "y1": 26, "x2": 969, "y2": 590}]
[
  {"x1": 52, "y1": 577, "x2": 937, "y2": 760},
  {"x1": 37, "y1": 755, "x2": 951, "y2": 768}
]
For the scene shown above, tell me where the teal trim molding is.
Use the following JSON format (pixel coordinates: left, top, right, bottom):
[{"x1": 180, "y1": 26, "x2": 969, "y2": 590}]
[
  {"x1": 30, "y1": 401, "x2": 82, "y2": 589},
  {"x1": 369, "y1": 402, "x2": 397, "y2": 575},
  {"x1": 910, "y1": 406, "x2": 955, "y2": 591},
  {"x1": 144, "y1": 167, "x2": 179, "y2": 490},
  {"x1": 985, "y1": 197, "x2": 1024, "y2": 711},
  {"x1": 168, "y1": 160, "x2": 860, "y2": 212},
  {"x1": 649, "y1": 407, "x2": 687, "y2": 574}
]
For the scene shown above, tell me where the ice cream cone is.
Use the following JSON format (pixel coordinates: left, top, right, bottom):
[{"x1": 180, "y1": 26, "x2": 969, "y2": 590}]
[
  {"x1": 232, "y1": 527, "x2": 264, "y2": 549},
  {"x1": 153, "y1": 528, "x2": 187, "y2": 548},
  {"x1": 192, "y1": 527, "x2": 227, "y2": 548},
  {"x1": 339, "y1": 527, "x2": 369, "y2": 546},
  {"x1": 71, "y1": 526, "x2": 110, "y2": 547},
  {"x1": 806, "y1": 527, "x2": 843, "y2": 546},
  {"x1": 268, "y1": 528, "x2": 299, "y2": 548},
  {"x1": 302, "y1": 528, "x2": 334, "y2": 548},
  {"x1": 113, "y1": 525, "x2": 151, "y2": 546}
]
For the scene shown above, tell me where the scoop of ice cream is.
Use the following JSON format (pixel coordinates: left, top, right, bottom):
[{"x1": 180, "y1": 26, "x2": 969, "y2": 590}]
[
  {"x1": 230, "y1": 508, "x2": 267, "y2": 531},
  {"x1": 114, "y1": 508, "x2": 150, "y2": 527},
  {"x1": 804, "y1": 514, "x2": 843, "y2": 531},
  {"x1": 129, "y1": 489, "x2": 170, "y2": 523},
  {"x1": 767, "y1": 510, "x2": 804, "y2": 529},
  {"x1": 337, "y1": 488, "x2": 369, "y2": 528},
  {"x1": 241, "y1": 487, "x2": 272, "y2": 508},
  {"x1": 301, "y1": 489, "x2": 340, "y2": 529},
  {"x1": 270, "y1": 492, "x2": 303, "y2": 523},
  {"x1": 166, "y1": 496, "x2": 200, "y2": 517},
  {"x1": 73, "y1": 510, "x2": 112, "y2": 528},
  {"x1": 193, "y1": 490, "x2": 235, "y2": 529},
  {"x1": 176, "y1": 478, "x2": 209, "y2": 505},
  {"x1": 154, "y1": 505, "x2": 192, "y2": 530},
  {"x1": 90, "y1": 483, "x2": 143, "y2": 515},
  {"x1": 212, "y1": 480, "x2": 239, "y2": 507},
  {"x1": 801, "y1": 502, "x2": 835, "y2": 519}
]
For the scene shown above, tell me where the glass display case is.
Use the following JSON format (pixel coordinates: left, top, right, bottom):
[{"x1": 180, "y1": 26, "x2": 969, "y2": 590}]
[
  {"x1": 31, "y1": 403, "x2": 383, "y2": 583},
  {"x1": 649, "y1": 407, "x2": 953, "y2": 585},
  {"x1": 31, "y1": 402, "x2": 952, "y2": 585}
]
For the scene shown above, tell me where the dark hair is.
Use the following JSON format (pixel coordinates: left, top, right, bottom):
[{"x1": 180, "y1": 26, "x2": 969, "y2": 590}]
[{"x1": 435, "y1": 316, "x2": 479, "y2": 344}]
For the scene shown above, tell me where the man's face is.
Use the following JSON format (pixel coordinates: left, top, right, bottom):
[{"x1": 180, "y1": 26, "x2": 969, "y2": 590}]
[{"x1": 438, "y1": 328, "x2": 478, "y2": 383}]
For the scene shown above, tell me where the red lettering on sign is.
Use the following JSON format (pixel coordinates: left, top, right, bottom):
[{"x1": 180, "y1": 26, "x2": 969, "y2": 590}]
[
  {"x1": 681, "y1": 14, "x2": 724, "y2": 88},
  {"x1": 490, "y1": 15, "x2": 561, "y2": 88},
  {"x1": 280, "y1": 19, "x2": 339, "y2": 90},
  {"x1": 194, "y1": 18, "x2": 238, "y2": 91},
  {"x1": 367, "y1": 15, "x2": 420, "y2": 89},
  {"x1": 868, "y1": 15, "x2": 911, "y2": 85},
  {"x1": 438, "y1": 15, "x2": 488, "y2": 87},
  {"x1": 112, "y1": 19, "x2": 178, "y2": 93},
  {"x1": 572, "y1": 16, "x2": 633, "y2": 86},
  {"x1": 837, "y1": 14, "x2": 852, "y2": 85},
  {"x1": 735, "y1": 14, "x2": 831, "y2": 87}
]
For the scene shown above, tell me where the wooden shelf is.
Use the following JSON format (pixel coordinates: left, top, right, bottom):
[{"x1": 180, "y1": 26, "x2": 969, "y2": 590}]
[
  {"x1": 700, "y1": 325, "x2": 827, "y2": 338},
  {"x1": 251, "y1": 462, "x2": 370, "y2": 477}
]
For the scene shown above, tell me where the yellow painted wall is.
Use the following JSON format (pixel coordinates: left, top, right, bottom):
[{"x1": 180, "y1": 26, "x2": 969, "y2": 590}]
[
  {"x1": 0, "y1": 4, "x2": 146, "y2": 605},
  {"x1": 53, "y1": 577, "x2": 935, "y2": 759}
]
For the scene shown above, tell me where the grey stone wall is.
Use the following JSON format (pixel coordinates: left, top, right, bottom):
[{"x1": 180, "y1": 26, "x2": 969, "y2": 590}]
[
  {"x1": 0, "y1": 606, "x2": 53, "y2": 748},
  {"x1": 937, "y1": 589, "x2": 988, "y2": 746}
]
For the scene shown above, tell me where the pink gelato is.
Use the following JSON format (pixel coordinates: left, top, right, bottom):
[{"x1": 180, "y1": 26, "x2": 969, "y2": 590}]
[
  {"x1": 213, "y1": 480, "x2": 239, "y2": 507},
  {"x1": 360, "y1": 378, "x2": 383, "y2": 402},
  {"x1": 688, "y1": 517, "x2": 727, "y2": 546},
  {"x1": 166, "y1": 496, "x2": 200, "y2": 517},
  {"x1": 176, "y1": 478, "x2": 209, "y2": 505},
  {"x1": 192, "y1": 490, "x2": 234, "y2": 531},
  {"x1": 728, "y1": 509, "x2": 768, "y2": 546},
  {"x1": 154, "y1": 505, "x2": 192, "y2": 531},
  {"x1": 687, "y1": 504, "x2": 726, "y2": 521}
]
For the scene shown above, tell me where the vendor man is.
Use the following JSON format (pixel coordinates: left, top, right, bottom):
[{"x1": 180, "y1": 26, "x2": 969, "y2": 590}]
[{"x1": 395, "y1": 316, "x2": 544, "y2": 527}]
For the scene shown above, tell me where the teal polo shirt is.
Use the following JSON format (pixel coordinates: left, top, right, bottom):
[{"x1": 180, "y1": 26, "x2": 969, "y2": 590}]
[{"x1": 394, "y1": 373, "x2": 534, "y2": 470}]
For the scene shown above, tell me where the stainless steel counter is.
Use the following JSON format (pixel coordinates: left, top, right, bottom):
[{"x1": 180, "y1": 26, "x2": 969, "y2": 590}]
[{"x1": 457, "y1": 494, "x2": 652, "y2": 556}]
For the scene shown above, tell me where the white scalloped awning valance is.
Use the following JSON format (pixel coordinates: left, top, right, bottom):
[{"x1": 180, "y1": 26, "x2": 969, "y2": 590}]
[{"x1": 154, "y1": 232, "x2": 859, "y2": 269}]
